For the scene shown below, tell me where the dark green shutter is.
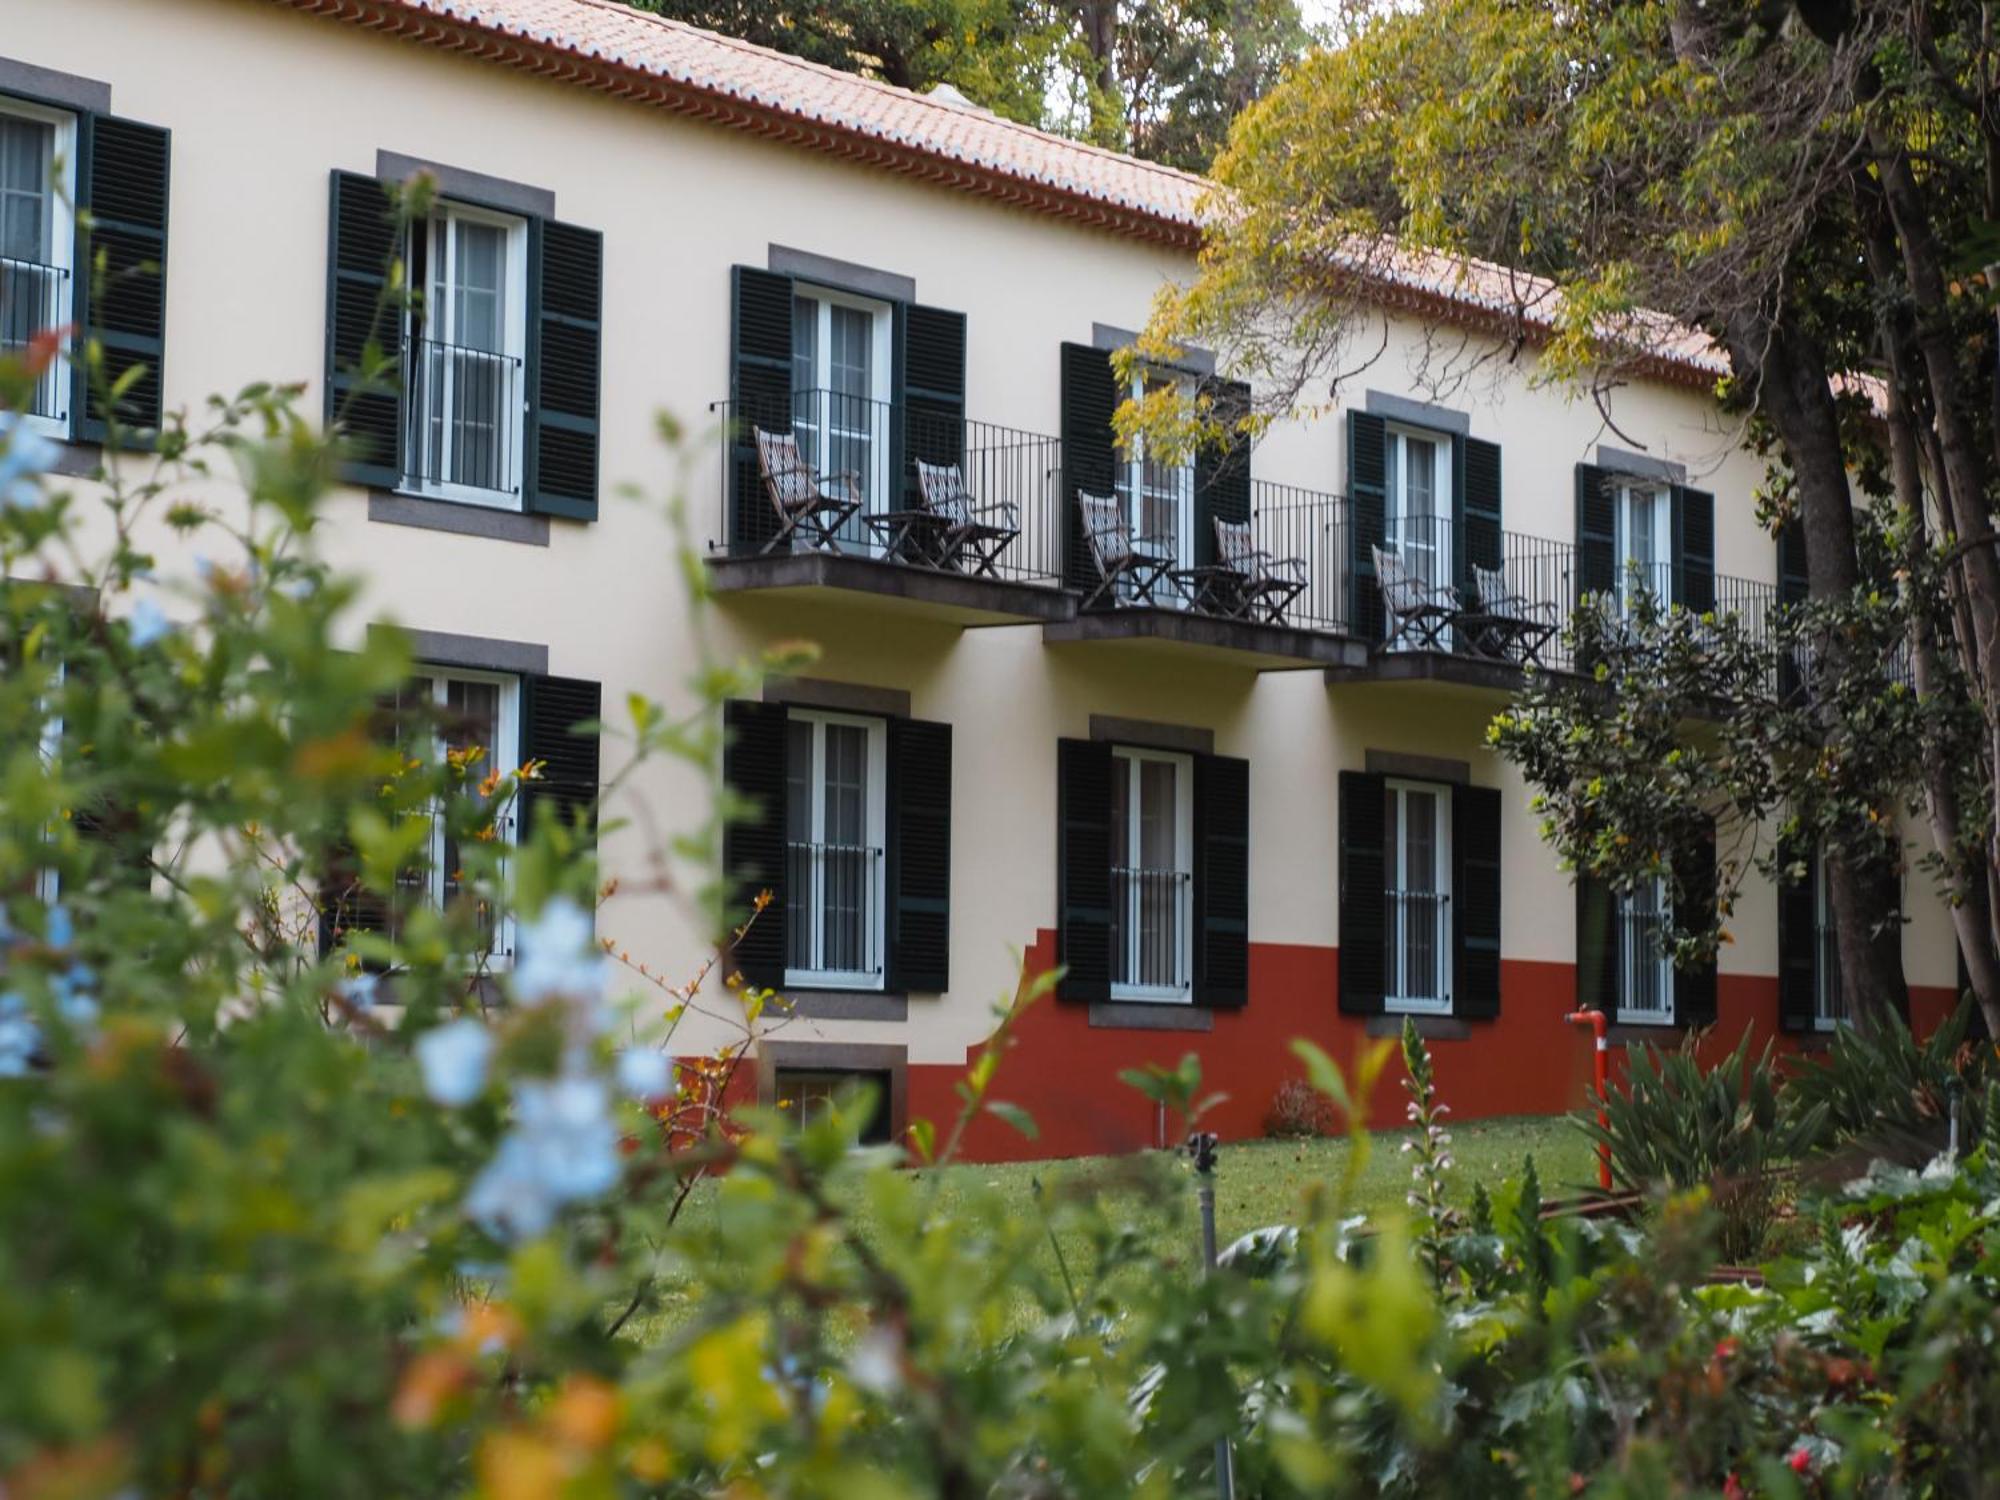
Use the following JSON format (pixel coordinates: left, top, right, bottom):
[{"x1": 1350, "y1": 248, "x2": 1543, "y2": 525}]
[
  {"x1": 1193, "y1": 378, "x2": 1252, "y2": 568},
  {"x1": 1337, "y1": 770, "x2": 1386, "y2": 1015},
  {"x1": 324, "y1": 172, "x2": 402, "y2": 488},
  {"x1": 1346, "y1": 411, "x2": 1387, "y2": 640},
  {"x1": 1193, "y1": 752, "x2": 1249, "y2": 1008},
  {"x1": 1458, "y1": 436, "x2": 1503, "y2": 592},
  {"x1": 728, "y1": 267, "x2": 794, "y2": 555},
  {"x1": 1453, "y1": 784, "x2": 1502, "y2": 1019},
  {"x1": 1574, "y1": 464, "x2": 1616, "y2": 605},
  {"x1": 1574, "y1": 875, "x2": 1618, "y2": 1014},
  {"x1": 1672, "y1": 484, "x2": 1716, "y2": 613},
  {"x1": 1056, "y1": 736, "x2": 1112, "y2": 1002},
  {"x1": 1777, "y1": 856, "x2": 1816, "y2": 1034},
  {"x1": 1059, "y1": 343, "x2": 1119, "y2": 592},
  {"x1": 74, "y1": 113, "x2": 169, "y2": 443},
  {"x1": 887, "y1": 716, "x2": 951, "y2": 994},
  {"x1": 897, "y1": 302, "x2": 966, "y2": 507},
  {"x1": 722, "y1": 699, "x2": 789, "y2": 987},
  {"x1": 519, "y1": 674, "x2": 601, "y2": 840},
  {"x1": 525, "y1": 219, "x2": 602, "y2": 521},
  {"x1": 1674, "y1": 823, "x2": 1719, "y2": 1027}
]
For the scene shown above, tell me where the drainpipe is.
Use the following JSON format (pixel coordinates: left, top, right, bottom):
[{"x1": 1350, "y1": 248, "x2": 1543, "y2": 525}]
[{"x1": 1565, "y1": 1007, "x2": 1613, "y2": 1191}]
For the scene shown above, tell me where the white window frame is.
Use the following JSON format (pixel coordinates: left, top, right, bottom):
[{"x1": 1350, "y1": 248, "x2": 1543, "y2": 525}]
[
  {"x1": 1117, "y1": 370, "x2": 1197, "y2": 587},
  {"x1": 1384, "y1": 425, "x2": 1453, "y2": 593},
  {"x1": 404, "y1": 200, "x2": 528, "y2": 511},
  {"x1": 790, "y1": 284, "x2": 894, "y2": 536},
  {"x1": 1109, "y1": 744, "x2": 1195, "y2": 1004},
  {"x1": 1612, "y1": 480, "x2": 1672, "y2": 617},
  {"x1": 783, "y1": 708, "x2": 888, "y2": 991},
  {"x1": 1383, "y1": 778, "x2": 1453, "y2": 1014},
  {"x1": 1615, "y1": 875, "x2": 1676, "y2": 1025},
  {"x1": 0, "y1": 97, "x2": 77, "y2": 439},
  {"x1": 408, "y1": 667, "x2": 520, "y2": 962},
  {"x1": 33, "y1": 660, "x2": 63, "y2": 905}
]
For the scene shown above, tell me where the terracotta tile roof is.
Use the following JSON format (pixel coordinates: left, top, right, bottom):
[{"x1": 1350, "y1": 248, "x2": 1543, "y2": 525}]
[{"x1": 274, "y1": 0, "x2": 1743, "y2": 390}]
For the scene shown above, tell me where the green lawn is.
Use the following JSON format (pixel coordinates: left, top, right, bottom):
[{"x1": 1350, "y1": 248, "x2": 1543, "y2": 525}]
[{"x1": 631, "y1": 1114, "x2": 1594, "y2": 1339}]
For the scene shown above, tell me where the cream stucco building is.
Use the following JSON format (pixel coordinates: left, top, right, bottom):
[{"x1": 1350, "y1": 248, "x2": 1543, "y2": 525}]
[{"x1": 3, "y1": 0, "x2": 1963, "y2": 1159}]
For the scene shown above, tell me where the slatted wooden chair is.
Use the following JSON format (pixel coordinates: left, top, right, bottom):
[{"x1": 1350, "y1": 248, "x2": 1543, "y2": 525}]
[
  {"x1": 1078, "y1": 492, "x2": 1174, "y2": 610},
  {"x1": 753, "y1": 426, "x2": 861, "y2": 554},
  {"x1": 1465, "y1": 560, "x2": 1559, "y2": 664},
  {"x1": 916, "y1": 459, "x2": 1019, "y2": 576},
  {"x1": 1212, "y1": 518, "x2": 1307, "y2": 623},
  {"x1": 1372, "y1": 544, "x2": 1459, "y2": 650}
]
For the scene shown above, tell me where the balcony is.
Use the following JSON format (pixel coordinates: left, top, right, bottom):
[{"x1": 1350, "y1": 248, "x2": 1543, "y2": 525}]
[
  {"x1": 1042, "y1": 481, "x2": 1368, "y2": 670},
  {"x1": 707, "y1": 390, "x2": 1070, "y2": 625}
]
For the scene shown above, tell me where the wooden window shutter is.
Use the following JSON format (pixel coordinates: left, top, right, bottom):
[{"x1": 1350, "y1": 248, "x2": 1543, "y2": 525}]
[
  {"x1": 1193, "y1": 752, "x2": 1249, "y2": 1008},
  {"x1": 1452, "y1": 784, "x2": 1502, "y2": 1019},
  {"x1": 1777, "y1": 520, "x2": 1810, "y2": 700},
  {"x1": 1193, "y1": 377, "x2": 1251, "y2": 568},
  {"x1": 526, "y1": 219, "x2": 602, "y2": 521},
  {"x1": 1673, "y1": 821, "x2": 1720, "y2": 1027},
  {"x1": 1336, "y1": 770, "x2": 1386, "y2": 1015},
  {"x1": 74, "y1": 113, "x2": 170, "y2": 444},
  {"x1": 1457, "y1": 436, "x2": 1503, "y2": 596},
  {"x1": 1055, "y1": 736, "x2": 1113, "y2": 1003},
  {"x1": 1345, "y1": 411, "x2": 1387, "y2": 641},
  {"x1": 1058, "y1": 343, "x2": 1119, "y2": 593},
  {"x1": 520, "y1": 674, "x2": 601, "y2": 840},
  {"x1": 1671, "y1": 484, "x2": 1716, "y2": 613},
  {"x1": 721, "y1": 699, "x2": 789, "y2": 988},
  {"x1": 1574, "y1": 875, "x2": 1618, "y2": 1015},
  {"x1": 896, "y1": 302, "x2": 966, "y2": 509},
  {"x1": 1776, "y1": 855, "x2": 1817, "y2": 1034},
  {"x1": 323, "y1": 172, "x2": 403, "y2": 488},
  {"x1": 728, "y1": 267, "x2": 794, "y2": 555},
  {"x1": 1573, "y1": 464, "x2": 1617, "y2": 605},
  {"x1": 886, "y1": 716, "x2": 951, "y2": 994}
]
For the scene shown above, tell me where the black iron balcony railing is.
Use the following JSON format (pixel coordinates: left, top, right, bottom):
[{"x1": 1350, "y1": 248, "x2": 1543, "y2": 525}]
[
  {"x1": 713, "y1": 390, "x2": 1064, "y2": 587},
  {"x1": 1, "y1": 254, "x2": 69, "y2": 423},
  {"x1": 1385, "y1": 888, "x2": 1450, "y2": 1005},
  {"x1": 785, "y1": 840, "x2": 883, "y2": 980},
  {"x1": 1249, "y1": 481, "x2": 1351, "y2": 633},
  {"x1": 1110, "y1": 865, "x2": 1192, "y2": 993},
  {"x1": 404, "y1": 337, "x2": 523, "y2": 499}
]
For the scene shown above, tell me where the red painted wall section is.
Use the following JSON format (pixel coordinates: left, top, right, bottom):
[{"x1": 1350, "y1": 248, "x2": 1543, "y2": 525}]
[{"x1": 903, "y1": 936, "x2": 1973, "y2": 1166}]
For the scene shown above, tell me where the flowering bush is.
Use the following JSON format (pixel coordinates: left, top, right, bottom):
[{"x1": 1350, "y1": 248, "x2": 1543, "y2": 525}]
[{"x1": 4, "y1": 355, "x2": 2000, "y2": 1497}]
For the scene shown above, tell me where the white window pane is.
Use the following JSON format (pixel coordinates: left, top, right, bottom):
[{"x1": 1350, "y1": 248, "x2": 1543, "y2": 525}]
[
  {"x1": 822, "y1": 723, "x2": 867, "y2": 846},
  {"x1": 1137, "y1": 759, "x2": 1177, "y2": 869}
]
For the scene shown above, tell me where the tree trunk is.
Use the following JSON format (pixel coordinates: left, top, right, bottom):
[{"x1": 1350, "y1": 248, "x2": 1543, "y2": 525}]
[{"x1": 1722, "y1": 307, "x2": 1912, "y2": 1033}]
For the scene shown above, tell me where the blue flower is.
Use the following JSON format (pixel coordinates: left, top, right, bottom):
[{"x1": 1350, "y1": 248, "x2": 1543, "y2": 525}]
[
  {"x1": 416, "y1": 1017, "x2": 492, "y2": 1107},
  {"x1": 511, "y1": 897, "x2": 608, "y2": 1011},
  {"x1": 463, "y1": 1070, "x2": 622, "y2": 1242},
  {"x1": 43, "y1": 905, "x2": 72, "y2": 950},
  {"x1": 337, "y1": 973, "x2": 380, "y2": 1012},
  {"x1": 465, "y1": 1132, "x2": 557, "y2": 1241},
  {"x1": 52, "y1": 963, "x2": 97, "y2": 1028},
  {"x1": 0, "y1": 412, "x2": 57, "y2": 511},
  {"x1": 127, "y1": 598, "x2": 172, "y2": 649},
  {"x1": 0, "y1": 1007, "x2": 42, "y2": 1077},
  {"x1": 615, "y1": 1046, "x2": 672, "y2": 1100}
]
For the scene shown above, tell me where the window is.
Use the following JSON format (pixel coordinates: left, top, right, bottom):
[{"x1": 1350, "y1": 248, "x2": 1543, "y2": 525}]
[
  {"x1": 1384, "y1": 781, "x2": 1451, "y2": 1011},
  {"x1": 1814, "y1": 857, "x2": 1844, "y2": 1030},
  {"x1": 1115, "y1": 371, "x2": 1196, "y2": 587},
  {"x1": 404, "y1": 202, "x2": 527, "y2": 507},
  {"x1": 1110, "y1": 746, "x2": 1193, "y2": 1001},
  {"x1": 1384, "y1": 426, "x2": 1451, "y2": 593},
  {"x1": 774, "y1": 1067, "x2": 893, "y2": 1145},
  {"x1": 791, "y1": 286, "x2": 892, "y2": 538},
  {"x1": 784, "y1": 709, "x2": 887, "y2": 988},
  {"x1": 0, "y1": 100, "x2": 75, "y2": 432},
  {"x1": 1615, "y1": 876, "x2": 1674, "y2": 1023},
  {"x1": 1612, "y1": 481, "x2": 1670, "y2": 615},
  {"x1": 389, "y1": 669, "x2": 520, "y2": 958}
]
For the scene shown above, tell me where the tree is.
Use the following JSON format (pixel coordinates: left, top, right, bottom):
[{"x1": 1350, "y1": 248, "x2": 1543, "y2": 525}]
[{"x1": 1132, "y1": 0, "x2": 2000, "y2": 1035}]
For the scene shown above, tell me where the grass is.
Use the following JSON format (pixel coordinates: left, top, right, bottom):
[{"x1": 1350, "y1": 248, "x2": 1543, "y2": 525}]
[{"x1": 628, "y1": 1113, "x2": 1595, "y2": 1340}]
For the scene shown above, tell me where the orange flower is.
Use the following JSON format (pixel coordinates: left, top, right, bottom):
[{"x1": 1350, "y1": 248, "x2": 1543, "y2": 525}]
[
  {"x1": 392, "y1": 1349, "x2": 470, "y2": 1429},
  {"x1": 547, "y1": 1375, "x2": 622, "y2": 1451}
]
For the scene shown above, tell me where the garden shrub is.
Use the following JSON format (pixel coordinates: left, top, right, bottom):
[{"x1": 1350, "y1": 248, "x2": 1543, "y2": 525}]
[
  {"x1": 1263, "y1": 1075, "x2": 1336, "y2": 1138},
  {"x1": 1784, "y1": 999, "x2": 1991, "y2": 1164}
]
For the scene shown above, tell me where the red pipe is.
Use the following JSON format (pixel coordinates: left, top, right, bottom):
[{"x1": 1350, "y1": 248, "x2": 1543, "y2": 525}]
[{"x1": 1565, "y1": 1008, "x2": 1612, "y2": 1191}]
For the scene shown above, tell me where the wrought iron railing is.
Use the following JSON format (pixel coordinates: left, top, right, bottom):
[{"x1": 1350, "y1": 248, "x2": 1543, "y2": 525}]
[
  {"x1": 404, "y1": 337, "x2": 523, "y2": 499},
  {"x1": 0, "y1": 254, "x2": 69, "y2": 423},
  {"x1": 1385, "y1": 888, "x2": 1450, "y2": 1005},
  {"x1": 1110, "y1": 865, "x2": 1191, "y2": 993},
  {"x1": 713, "y1": 391, "x2": 1064, "y2": 586},
  {"x1": 785, "y1": 840, "x2": 883, "y2": 979},
  {"x1": 1617, "y1": 897, "x2": 1674, "y2": 1020},
  {"x1": 1250, "y1": 481, "x2": 1350, "y2": 633},
  {"x1": 1815, "y1": 919, "x2": 1845, "y2": 1028}
]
